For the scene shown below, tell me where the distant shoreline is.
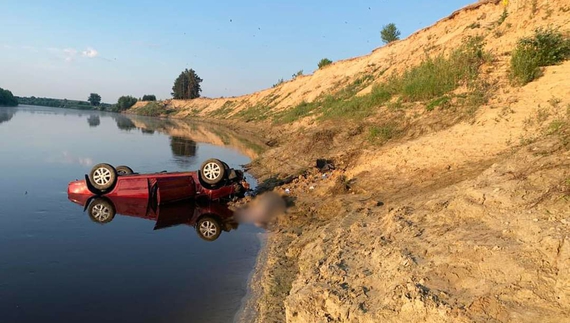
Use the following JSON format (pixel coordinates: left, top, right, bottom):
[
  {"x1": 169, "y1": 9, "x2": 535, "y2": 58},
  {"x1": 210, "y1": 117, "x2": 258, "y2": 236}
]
[{"x1": 16, "y1": 96, "x2": 112, "y2": 111}]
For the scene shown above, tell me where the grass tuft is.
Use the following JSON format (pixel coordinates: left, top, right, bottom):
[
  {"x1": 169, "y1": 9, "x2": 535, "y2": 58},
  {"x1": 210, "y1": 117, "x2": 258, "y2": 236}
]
[
  {"x1": 387, "y1": 36, "x2": 488, "y2": 102},
  {"x1": 427, "y1": 96, "x2": 451, "y2": 111},
  {"x1": 210, "y1": 101, "x2": 236, "y2": 117},
  {"x1": 368, "y1": 123, "x2": 398, "y2": 143},
  {"x1": 236, "y1": 104, "x2": 272, "y2": 122}
]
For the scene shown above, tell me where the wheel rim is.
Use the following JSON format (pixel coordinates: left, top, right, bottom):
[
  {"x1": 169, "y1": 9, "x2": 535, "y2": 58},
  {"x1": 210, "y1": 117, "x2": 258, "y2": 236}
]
[
  {"x1": 199, "y1": 221, "x2": 217, "y2": 238},
  {"x1": 93, "y1": 167, "x2": 112, "y2": 185},
  {"x1": 203, "y1": 162, "x2": 221, "y2": 181},
  {"x1": 92, "y1": 204, "x2": 111, "y2": 222}
]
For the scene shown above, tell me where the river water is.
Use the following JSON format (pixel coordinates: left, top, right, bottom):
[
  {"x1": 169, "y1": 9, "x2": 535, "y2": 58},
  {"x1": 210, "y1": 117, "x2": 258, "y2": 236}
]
[{"x1": 0, "y1": 105, "x2": 263, "y2": 323}]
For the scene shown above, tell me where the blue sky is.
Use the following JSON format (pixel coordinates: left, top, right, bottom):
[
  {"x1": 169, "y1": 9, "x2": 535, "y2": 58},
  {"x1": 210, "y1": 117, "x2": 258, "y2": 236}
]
[{"x1": 0, "y1": 0, "x2": 474, "y2": 103}]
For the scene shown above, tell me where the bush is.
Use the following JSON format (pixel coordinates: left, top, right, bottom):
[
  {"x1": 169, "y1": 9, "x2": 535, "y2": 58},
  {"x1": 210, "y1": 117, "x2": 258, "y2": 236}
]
[
  {"x1": 510, "y1": 28, "x2": 570, "y2": 85},
  {"x1": 142, "y1": 94, "x2": 156, "y2": 101},
  {"x1": 292, "y1": 70, "x2": 303, "y2": 79},
  {"x1": 137, "y1": 102, "x2": 164, "y2": 117},
  {"x1": 318, "y1": 58, "x2": 333, "y2": 69},
  {"x1": 273, "y1": 78, "x2": 285, "y2": 88}
]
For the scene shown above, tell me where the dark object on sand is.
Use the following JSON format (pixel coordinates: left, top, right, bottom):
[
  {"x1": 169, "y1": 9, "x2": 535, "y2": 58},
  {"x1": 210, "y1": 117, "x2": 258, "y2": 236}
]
[{"x1": 316, "y1": 159, "x2": 335, "y2": 172}]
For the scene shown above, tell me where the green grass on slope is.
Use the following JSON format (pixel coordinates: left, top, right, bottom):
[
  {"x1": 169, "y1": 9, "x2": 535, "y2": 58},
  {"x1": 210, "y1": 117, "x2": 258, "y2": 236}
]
[{"x1": 274, "y1": 36, "x2": 489, "y2": 123}]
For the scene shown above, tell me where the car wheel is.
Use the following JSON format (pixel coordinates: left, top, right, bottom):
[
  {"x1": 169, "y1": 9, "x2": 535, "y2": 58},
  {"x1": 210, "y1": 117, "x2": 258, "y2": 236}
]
[
  {"x1": 116, "y1": 165, "x2": 134, "y2": 175},
  {"x1": 88, "y1": 197, "x2": 116, "y2": 224},
  {"x1": 89, "y1": 163, "x2": 118, "y2": 191},
  {"x1": 196, "y1": 216, "x2": 222, "y2": 241},
  {"x1": 199, "y1": 159, "x2": 226, "y2": 185}
]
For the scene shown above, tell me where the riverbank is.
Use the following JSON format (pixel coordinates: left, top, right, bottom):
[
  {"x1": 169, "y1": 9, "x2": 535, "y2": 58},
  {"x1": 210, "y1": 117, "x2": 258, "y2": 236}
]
[
  {"x1": 133, "y1": 95, "x2": 570, "y2": 322},
  {"x1": 128, "y1": 0, "x2": 570, "y2": 321}
]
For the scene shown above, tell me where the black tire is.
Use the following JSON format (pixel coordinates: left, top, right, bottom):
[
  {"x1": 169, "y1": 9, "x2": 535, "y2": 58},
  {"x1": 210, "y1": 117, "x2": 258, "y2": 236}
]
[
  {"x1": 116, "y1": 165, "x2": 134, "y2": 176},
  {"x1": 87, "y1": 197, "x2": 116, "y2": 224},
  {"x1": 199, "y1": 159, "x2": 226, "y2": 185},
  {"x1": 196, "y1": 216, "x2": 222, "y2": 241},
  {"x1": 89, "y1": 163, "x2": 118, "y2": 191}
]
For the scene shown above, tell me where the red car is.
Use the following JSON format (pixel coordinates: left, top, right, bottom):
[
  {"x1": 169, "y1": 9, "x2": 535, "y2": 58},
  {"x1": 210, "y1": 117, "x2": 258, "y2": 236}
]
[
  {"x1": 68, "y1": 194, "x2": 238, "y2": 241},
  {"x1": 67, "y1": 158, "x2": 248, "y2": 204}
]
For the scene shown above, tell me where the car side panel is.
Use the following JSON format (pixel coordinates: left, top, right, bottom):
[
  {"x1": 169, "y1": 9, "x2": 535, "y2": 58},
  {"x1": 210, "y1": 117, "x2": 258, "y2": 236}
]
[
  {"x1": 107, "y1": 177, "x2": 150, "y2": 199},
  {"x1": 156, "y1": 175, "x2": 196, "y2": 204}
]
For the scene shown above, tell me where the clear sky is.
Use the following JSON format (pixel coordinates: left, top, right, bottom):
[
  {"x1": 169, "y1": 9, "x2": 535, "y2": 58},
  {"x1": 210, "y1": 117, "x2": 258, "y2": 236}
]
[{"x1": 0, "y1": 0, "x2": 474, "y2": 103}]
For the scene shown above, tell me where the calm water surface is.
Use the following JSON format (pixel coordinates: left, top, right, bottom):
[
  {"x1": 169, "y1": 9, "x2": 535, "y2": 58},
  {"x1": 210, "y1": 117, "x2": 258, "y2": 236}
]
[{"x1": 0, "y1": 105, "x2": 262, "y2": 323}]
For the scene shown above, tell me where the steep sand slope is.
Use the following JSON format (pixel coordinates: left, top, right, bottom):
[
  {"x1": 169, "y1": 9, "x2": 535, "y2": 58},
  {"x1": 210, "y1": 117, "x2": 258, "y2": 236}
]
[{"x1": 236, "y1": 61, "x2": 569, "y2": 322}]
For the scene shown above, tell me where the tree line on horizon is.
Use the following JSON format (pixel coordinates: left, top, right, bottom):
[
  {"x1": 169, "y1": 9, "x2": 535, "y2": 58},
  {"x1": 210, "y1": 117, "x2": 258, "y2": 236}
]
[
  {"x1": 12, "y1": 92, "x2": 158, "y2": 113},
  {"x1": 17, "y1": 95, "x2": 112, "y2": 110}
]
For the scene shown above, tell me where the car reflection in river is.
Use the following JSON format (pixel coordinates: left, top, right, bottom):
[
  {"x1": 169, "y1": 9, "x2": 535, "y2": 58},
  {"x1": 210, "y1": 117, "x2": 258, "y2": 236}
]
[{"x1": 68, "y1": 194, "x2": 238, "y2": 241}]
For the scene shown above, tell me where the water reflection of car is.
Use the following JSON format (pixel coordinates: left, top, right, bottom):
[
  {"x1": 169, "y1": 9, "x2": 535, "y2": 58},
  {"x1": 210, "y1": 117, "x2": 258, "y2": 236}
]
[
  {"x1": 67, "y1": 158, "x2": 247, "y2": 204},
  {"x1": 68, "y1": 194, "x2": 238, "y2": 241}
]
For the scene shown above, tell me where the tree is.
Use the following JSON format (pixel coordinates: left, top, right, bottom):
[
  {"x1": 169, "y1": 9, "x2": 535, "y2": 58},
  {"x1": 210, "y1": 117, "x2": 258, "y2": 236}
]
[
  {"x1": 0, "y1": 87, "x2": 18, "y2": 107},
  {"x1": 381, "y1": 23, "x2": 401, "y2": 44},
  {"x1": 88, "y1": 93, "x2": 101, "y2": 106},
  {"x1": 292, "y1": 70, "x2": 303, "y2": 79},
  {"x1": 171, "y1": 69, "x2": 203, "y2": 99},
  {"x1": 142, "y1": 94, "x2": 156, "y2": 101},
  {"x1": 116, "y1": 95, "x2": 138, "y2": 111},
  {"x1": 318, "y1": 58, "x2": 333, "y2": 69}
]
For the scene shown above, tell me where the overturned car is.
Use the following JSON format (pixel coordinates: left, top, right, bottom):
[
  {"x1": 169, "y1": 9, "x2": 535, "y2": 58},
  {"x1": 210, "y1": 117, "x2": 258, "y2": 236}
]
[{"x1": 67, "y1": 158, "x2": 248, "y2": 204}]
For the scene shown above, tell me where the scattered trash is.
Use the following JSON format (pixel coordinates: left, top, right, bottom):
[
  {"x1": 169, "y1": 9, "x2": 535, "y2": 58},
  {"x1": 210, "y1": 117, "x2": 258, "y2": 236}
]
[
  {"x1": 309, "y1": 186, "x2": 315, "y2": 190},
  {"x1": 322, "y1": 174, "x2": 327, "y2": 179},
  {"x1": 285, "y1": 188, "x2": 291, "y2": 194}
]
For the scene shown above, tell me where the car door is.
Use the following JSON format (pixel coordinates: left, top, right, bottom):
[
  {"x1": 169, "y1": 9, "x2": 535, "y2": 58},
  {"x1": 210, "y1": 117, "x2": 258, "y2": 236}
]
[{"x1": 154, "y1": 175, "x2": 196, "y2": 204}]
